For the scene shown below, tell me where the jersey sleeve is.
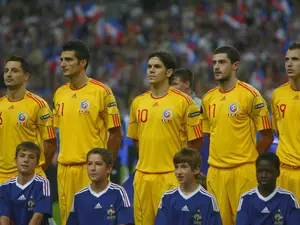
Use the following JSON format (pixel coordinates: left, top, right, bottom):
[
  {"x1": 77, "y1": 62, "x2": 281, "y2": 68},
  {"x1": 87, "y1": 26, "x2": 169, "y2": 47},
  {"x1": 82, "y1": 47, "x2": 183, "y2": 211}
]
[
  {"x1": 99, "y1": 89, "x2": 121, "y2": 130},
  {"x1": 287, "y1": 194, "x2": 300, "y2": 224},
  {"x1": 0, "y1": 185, "x2": 11, "y2": 218},
  {"x1": 236, "y1": 197, "x2": 250, "y2": 225},
  {"x1": 116, "y1": 188, "x2": 134, "y2": 224},
  {"x1": 207, "y1": 196, "x2": 222, "y2": 225},
  {"x1": 200, "y1": 100, "x2": 210, "y2": 133},
  {"x1": 127, "y1": 100, "x2": 138, "y2": 140},
  {"x1": 36, "y1": 102, "x2": 56, "y2": 140},
  {"x1": 249, "y1": 94, "x2": 271, "y2": 131},
  {"x1": 271, "y1": 93, "x2": 279, "y2": 131},
  {"x1": 34, "y1": 179, "x2": 52, "y2": 218},
  {"x1": 67, "y1": 197, "x2": 79, "y2": 225},
  {"x1": 154, "y1": 196, "x2": 168, "y2": 225},
  {"x1": 185, "y1": 102, "x2": 203, "y2": 141}
]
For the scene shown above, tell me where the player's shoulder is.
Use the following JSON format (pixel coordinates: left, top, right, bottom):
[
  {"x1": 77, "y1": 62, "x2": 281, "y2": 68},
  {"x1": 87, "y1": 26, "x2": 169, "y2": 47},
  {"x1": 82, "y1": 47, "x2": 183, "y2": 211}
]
[
  {"x1": 34, "y1": 175, "x2": 51, "y2": 194},
  {"x1": 273, "y1": 82, "x2": 291, "y2": 95},
  {"x1": 237, "y1": 81, "x2": 260, "y2": 97},
  {"x1": 0, "y1": 95, "x2": 7, "y2": 103},
  {"x1": 88, "y1": 78, "x2": 112, "y2": 95},
  {"x1": 54, "y1": 83, "x2": 69, "y2": 96},
  {"x1": 0, "y1": 177, "x2": 17, "y2": 187},
  {"x1": 170, "y1": 87, "x2": 194, "y2": 105},
  {"x1": 198, "y1": 186, "x2": 219, "y2": 210},
  {"x1": 74, "y1": 186, "x2": 90, "y2": 197},
  {"x1": 26, "y1": 92, "x2": 48, "y2": 108},
  {"x1": 109, "y1": 182, "x2": 128, "y2": 195},
  {"x1": 277, "y1": 187, "x2": 300, "y2": 207},
  {"x1": 241, "y1": 187, "x2": 257, "y2": 199},
  {"x1": 161, "y1": 187, "x2": 179, "y2": 200},
  {"x1": 131, "y1": 91, "x2": 151, "y2": 104},
  {"x1": 202, "y1": 86, "x2": 219, "y2": 100}
]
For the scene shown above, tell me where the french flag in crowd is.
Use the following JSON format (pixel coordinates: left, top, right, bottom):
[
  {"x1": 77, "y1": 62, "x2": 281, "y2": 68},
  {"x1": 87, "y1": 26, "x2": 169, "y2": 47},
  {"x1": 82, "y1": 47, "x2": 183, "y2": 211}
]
[
  {"x1": 104, "y1": 19, "x2": 124, "y2": 44},
  {"x1": 271, "y1": 0, "x2": 293, "y2": 17},
  {"x1": 74, "y1": 4, "x2": 86, "y2": 23},
  {"x1": 84, "y1": 3, "x2": 103, "y2": 21},
  {"x1": 48, "y1": 56, "x2": 61, "y2": 73},
  {"x1": 64, "y1": 6, "x2": 73, "y2": 27}
]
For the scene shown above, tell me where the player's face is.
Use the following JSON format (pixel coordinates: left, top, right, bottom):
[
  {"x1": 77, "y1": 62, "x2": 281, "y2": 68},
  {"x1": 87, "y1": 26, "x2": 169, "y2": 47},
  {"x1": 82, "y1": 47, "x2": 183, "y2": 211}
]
[
  {"x1": 15, "y1": 150, "x2": 38, "y2": 176},
  {"x1": 147, "y1": 57, "x2": 172, "y2": 86},
  {"x1": 285, "y1": 49, "x2": 300, "y2": 79},
  {"x1": 256, "y1": 160, "x2": 279, "y2": 189},
  {"x1": 60, "y1": 51, "x2": 83, "y2": 78},
  {"x1": 87, "y1": 154, "x2": 112, "y2": 183},
  {"x1": 175, "y1": 162, "x2": 199, "y2": 185},
  {"x1": 3, "y1": 61, "x2": 29, "y2": 88},
  {"x1": 171, "y1": 76, "x2": 189, "y2": 94},
  {"x1": 213, "y1": 53, "x2": 239, "y2": 82}
]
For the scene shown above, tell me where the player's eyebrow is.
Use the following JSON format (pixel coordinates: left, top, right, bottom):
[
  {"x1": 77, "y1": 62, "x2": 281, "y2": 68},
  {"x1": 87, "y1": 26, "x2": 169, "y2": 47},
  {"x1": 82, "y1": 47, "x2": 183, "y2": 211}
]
[
  {"x1": 212, "y1": 59, "x2": 227, "y2": 64},
  {"x1": 60, "y1": 57, "x2": 73, "y2": 61},
  {"x1": 148, "y1": 63, "x2": 163, "y2": 68}
]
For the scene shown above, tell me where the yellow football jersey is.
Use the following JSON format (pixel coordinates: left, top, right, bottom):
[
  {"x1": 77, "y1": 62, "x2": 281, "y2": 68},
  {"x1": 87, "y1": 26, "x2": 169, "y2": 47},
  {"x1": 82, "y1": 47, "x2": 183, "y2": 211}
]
[
  {"x1": 53, "y1": 78, "x2": 121, "y2": 164},
  {"x1": 271, "y1": 82, "x2": 300, "y2": 166},
  {"x1": 0, "y1": 92, "x2": 55, "y2": 173},
  {"x1": 201, "y1": 81, "x2": 271, "y2": 168},
  {"x1": 127, "y1": 87, "x2": 202, "y2": 173}
]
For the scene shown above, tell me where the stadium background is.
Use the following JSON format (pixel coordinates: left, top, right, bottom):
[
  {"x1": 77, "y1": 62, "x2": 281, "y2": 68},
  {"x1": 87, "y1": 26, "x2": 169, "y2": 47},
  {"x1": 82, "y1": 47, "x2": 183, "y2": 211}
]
[{"x1": 0, "y1": 0, "x2": 298, "y2": 224}]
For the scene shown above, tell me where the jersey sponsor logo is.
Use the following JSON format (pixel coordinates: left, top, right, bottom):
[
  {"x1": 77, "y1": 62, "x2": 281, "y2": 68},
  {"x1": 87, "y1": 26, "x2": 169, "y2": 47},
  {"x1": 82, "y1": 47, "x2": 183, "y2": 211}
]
[
  {"x1": 188, "y1": 111, "x2": 201, "y2": 118},
  {"x1": 18, "y1": 195, "x2": 26, "y2": 200},
  {"x1": 94, "y1": 203, "x2": 102, "y2": 209},
  {"x1": 162, "y1": 108, "x2": 173, "y2": 123},
  {"x1": 80, "y1": 100, "x2": 90, "y2": 114},
  {"x1": 28, "y1": 200, "x2": 35, "y2": 211},
  {"x1": 254, "y1": 103, "x2": 264, "y2": 109},
  {"x1": 17, "y1": 112, "x2": 29, "y2": 125},
  {"x1": 107, "y1": 206, "x2": 116, "y2": 220},
  {"x1": 40, "y1": 114, "x2": 51, "y2": 120},
  {"x1": 108, "y1": 102, "x2": 117, "y2": 107},
  {"x1": 274, "y1": 209, "x2": 283, "y2": 224},
  {"x1": 193, "y1": 210, "x2": 202, "y2": 225},
  {"x1": 181, "y1": 205, "x2": 189, "y2": 211},
  {"x1": 228, "y1": 102, "x2": 240, "y2": 117},
  {"x1": 261, "y1": 207, "x2": 270, "y2": 213}
]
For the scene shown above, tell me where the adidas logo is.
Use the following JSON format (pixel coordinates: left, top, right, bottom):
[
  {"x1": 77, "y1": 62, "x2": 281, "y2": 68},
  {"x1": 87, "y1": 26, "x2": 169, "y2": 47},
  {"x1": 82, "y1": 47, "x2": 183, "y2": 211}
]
[
  {"x1": 152, "y1": 102, "x2": 159, "y2": 107},
  {"x1": 181, "y1": 205, "x2": 189, "y2": 211},
  {"x1": 220, "y1": 96, "x2": 226, "y2": 101},
  {"x1": 94, "y1": 203, "x2": 102, "y2": 209},
  {"x1": 293, "y1": 95, "x2": 300, "y2": 100},
  {"x1": 8, "y1": 105, "x2": 14, "y2": 110},
  {"x1": 261, "y1": 207, "x2": 270, "y2": 213},
  {"x1": 18, "y1": 195, "x2": 26, "y2": 200},
  {"x1": 72, "y1": 93, "x2": 77, "y2": 98}
]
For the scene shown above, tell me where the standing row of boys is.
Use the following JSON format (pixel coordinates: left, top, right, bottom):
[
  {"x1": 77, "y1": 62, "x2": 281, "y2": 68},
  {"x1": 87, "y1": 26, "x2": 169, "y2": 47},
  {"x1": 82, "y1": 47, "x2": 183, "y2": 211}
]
[{"x1": 0, "y1": 39, "x2": 299, "y2": 225}]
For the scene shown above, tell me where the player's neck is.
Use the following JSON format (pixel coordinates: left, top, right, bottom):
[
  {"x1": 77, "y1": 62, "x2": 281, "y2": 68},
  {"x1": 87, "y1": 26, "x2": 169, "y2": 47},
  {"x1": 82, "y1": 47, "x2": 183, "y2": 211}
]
[
  {"x1": 219, "y1": 76, "x2": 237, "y2": 92},
  {"x1": 290, "y1": 77, "x2": 300, "y2": 90},
  {"x1": 7, "y1": 85, "x2": 26, "y2": 101},
  {"x1": 69, "y1": 72, "x2": 89, "y2": 89},
  {"x1": 180, "y1": 181, "x2": 199, "y2": 195},
  {"x1": 151, "y1": 81, "x2": 170, "y2": 98},
  {"x1": 91, "y1": 179, "x2": 109, "y2": 194},
  {"x1": 258, "y1": 185, "x2": 276, "y2": 197},
  {"x1": 17, "y1": 173, "x2": 35, "y2": 186}
]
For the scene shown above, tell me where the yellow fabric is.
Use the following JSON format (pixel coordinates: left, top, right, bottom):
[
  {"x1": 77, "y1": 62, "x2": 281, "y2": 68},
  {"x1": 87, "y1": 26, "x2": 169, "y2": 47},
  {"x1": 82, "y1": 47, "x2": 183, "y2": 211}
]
[
  {"x1": 0, "y1": 166, "x2": 46, "y2": 184},
  {"x1": 277, "y1": 165, "x2": 300, "y2": 203},
  {"x1": 0, "y1": 92, "x2": 55, "y2": 173},
  {"x1": 133, "y1": 170, "x2": 179, "y2": 225},
  {"x1": 201, "y1": 81, "x2": 271, "y2": 168},
  {"x1": 57, "y1": 163, "x2": 90, "y2": 225},
  {"x1": 127, "y1": 87, "x2": 202, "y2": 173},
  {"x1": 53, "y1": 78, "x2": 121, "y2": 164},
  {"x1": 271, "y1": 82, "x2": 300, "y2": 166},
  {"x1": 207, "y1": 163, "x2": 256, "y2": 225}
]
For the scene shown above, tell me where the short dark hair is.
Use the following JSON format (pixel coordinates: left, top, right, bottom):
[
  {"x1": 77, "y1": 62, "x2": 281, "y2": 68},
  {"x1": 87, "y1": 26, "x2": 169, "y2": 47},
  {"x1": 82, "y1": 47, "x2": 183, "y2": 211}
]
[
  {"x1": 172, "y1": 68, "x2": 194, "y2": 88},
  {"x1": 213, "y1": 45, "x2": 240, "y2": 64},
  {"x1": 147, "y1": 51, "x2": 177, "y2": 71},
  {"x1": 86, "y1": 148, "x2": 113, "y2": 166},
  {"x1": 174, "y1": 148, "x2": 202, "y2": 171},
  {"x1": 5, "y1": 55, "x2": 30, "y2": 73},
  {"x1": 256, "y1": 152, "x2": 280, "y2": 171},
  {"x1": 62, "y1": 39, "x2": 91, "y2": 69},
  {"x1": 16, "y1": 142, "x2": 41, "y2": 162},
  {"x1": 288, "y1": 41, "x2": 300, "y2": 51}
]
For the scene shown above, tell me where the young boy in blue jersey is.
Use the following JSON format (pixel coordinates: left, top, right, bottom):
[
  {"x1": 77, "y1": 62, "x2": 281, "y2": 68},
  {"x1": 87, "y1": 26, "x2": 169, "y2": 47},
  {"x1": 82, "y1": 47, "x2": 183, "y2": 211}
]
[
  {"x1": 0, "y1": 141, "x2": 52, "y2": 225},
  {"x1": 155, "y1": 148, "x2": 222, "y2": 225},
  {"x1": 236, "y1": 152, "x2": 300, "y2": 225},
  {"x1": 67, "y1": 148, "x2": 134, "y2": 225}
]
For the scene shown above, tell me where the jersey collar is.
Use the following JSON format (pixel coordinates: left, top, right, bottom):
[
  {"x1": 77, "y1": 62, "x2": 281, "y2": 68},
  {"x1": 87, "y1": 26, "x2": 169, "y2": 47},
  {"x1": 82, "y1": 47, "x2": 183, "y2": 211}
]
[
  {"x1": 16, "y1": 174, "x2": 36, "y2": 190},
  {"x1": 256, "y1": 186, "x2": 279, "y2": 202},
  {"x1": 88, "y1": 181, "x2": 111, "y2": 198},
  {"x1": 178, "y1": 184, "x2": 201, "y2": 200}
]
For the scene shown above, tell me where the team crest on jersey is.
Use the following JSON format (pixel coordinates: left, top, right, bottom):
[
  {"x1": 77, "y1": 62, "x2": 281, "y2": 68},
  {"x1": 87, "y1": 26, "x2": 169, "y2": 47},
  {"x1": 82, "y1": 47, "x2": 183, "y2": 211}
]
[
  {"x1": 274, "y1": 209, "x2": 283, "y2": 225},
  {"x1": 28, "y1": 200, "x2": 35, "y2": 211},
  {"x1": 193, "y1": 210, "x2": 202, "y2": 225},
  {"x1": 17, "y1": 112, "x2": 29, "y2": 125},
  {"x1": 80, "y1": 100, "x2": 90, "y2": 114},
  {"x1": 228, "y1": 102, "x2": 240, "y2": 117},
  {"x1": 162, "y1": 108, "x2": 173, "y2": 123},
  {"x1": 107, "y1": 206, "x2": 116, "y2": 220}
]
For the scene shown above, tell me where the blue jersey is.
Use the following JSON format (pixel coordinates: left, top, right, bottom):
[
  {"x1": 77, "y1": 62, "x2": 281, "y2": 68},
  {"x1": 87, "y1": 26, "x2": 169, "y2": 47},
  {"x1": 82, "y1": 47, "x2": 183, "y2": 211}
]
[
  {"x1": 67, "y1": 182, "x2": 133, "y2": 225},
  {"x1": 236, "y1": 187, "x2": 300, "y2": 225},
  {"x1": 155, "y1": 185, "x2": 222, "y2": 225},
  {"x1": 0, "y1": 175, "x2": 52, "y2": 225}
]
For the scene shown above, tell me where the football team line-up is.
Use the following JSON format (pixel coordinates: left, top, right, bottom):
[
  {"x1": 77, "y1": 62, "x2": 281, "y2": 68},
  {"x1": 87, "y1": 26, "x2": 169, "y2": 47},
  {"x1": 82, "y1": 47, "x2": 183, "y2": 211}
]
[{"x1": 0, "y1": 39, "x2": 300, "y2": 225}]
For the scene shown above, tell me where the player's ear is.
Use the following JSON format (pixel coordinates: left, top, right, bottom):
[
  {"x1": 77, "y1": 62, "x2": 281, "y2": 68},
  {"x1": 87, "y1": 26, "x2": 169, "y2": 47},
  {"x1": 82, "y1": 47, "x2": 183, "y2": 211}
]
[
  {"x1": 107, "y1": 164, "x2": 113, "y2": 174},
  {"x1": 80, "y1": 59, "x2": 88, "y2": 69},
  {"x1": 24, "y1": 72, "x2": 30, "y2": 81},
  {"x1": 232, "y1": 61, "x2": 240, "y2": 71},
  {"x1": 166, "y1": 69, "x2": 174, "y2": 78}
]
